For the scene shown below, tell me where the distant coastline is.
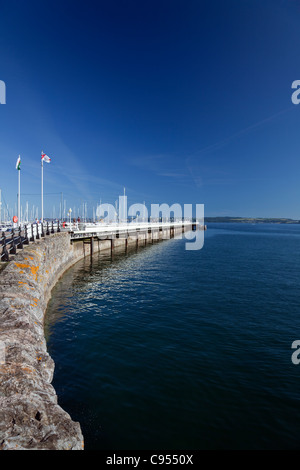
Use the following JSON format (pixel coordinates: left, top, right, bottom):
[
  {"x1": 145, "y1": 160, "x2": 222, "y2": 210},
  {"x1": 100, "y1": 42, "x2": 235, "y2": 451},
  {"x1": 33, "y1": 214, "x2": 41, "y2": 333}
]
[{"x1": 204, "y1": 217, "x2": 300, "y2": 224}]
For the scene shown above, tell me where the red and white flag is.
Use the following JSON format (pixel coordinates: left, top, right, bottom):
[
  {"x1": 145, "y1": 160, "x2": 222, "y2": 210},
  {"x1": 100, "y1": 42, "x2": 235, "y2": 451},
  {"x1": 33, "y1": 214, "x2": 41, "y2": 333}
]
[{"x1": 41, "y1": 151, "x2": 51, "y2": 163}]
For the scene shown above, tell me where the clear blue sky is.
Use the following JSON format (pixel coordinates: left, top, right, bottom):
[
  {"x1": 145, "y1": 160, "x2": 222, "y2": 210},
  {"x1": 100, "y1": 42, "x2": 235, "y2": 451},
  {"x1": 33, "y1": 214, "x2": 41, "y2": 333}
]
[{"x1": 1, "y1": 0, "x2": 300, "y2": 219}]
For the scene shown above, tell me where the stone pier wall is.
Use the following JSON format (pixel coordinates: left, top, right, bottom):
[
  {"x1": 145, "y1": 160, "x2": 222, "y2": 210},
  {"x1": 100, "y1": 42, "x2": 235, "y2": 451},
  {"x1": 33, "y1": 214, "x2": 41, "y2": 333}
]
[
  {"x1": 0, "y1": 224, "x2": 192, "y2": 450},
  {"x1": 0, "y1": 233, "x2": 84, "y2": 450}
]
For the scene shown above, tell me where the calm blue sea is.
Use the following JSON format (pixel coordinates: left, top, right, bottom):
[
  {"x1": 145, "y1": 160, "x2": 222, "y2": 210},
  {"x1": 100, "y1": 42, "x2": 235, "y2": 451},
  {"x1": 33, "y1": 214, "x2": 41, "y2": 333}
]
[{"x1": 45, "y1": 223, "x2": 300, "y2": 450}]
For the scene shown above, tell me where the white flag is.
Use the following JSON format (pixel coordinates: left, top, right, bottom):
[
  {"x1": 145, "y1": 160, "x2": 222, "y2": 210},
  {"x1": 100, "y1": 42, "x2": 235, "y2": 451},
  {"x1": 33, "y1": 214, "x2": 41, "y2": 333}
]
[
  {"x1": 16, "y1": 155, "x2": 21, "y2": 170},
  {"x1": 41, "y1": 151, "x2": 51, "y2": 163}
]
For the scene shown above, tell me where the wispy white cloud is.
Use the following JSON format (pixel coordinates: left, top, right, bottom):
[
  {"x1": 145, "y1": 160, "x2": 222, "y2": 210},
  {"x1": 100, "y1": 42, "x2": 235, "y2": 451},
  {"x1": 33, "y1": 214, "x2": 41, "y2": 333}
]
[
  {"x1": 128, "y1": 153, "x2": 194, "y2": 187},
  {"x1": 184, "y1": 106, "x2": 295, "y2": 188},
  {"x1": 185, "y1": 106, "x2": 293, "y2": 163}
]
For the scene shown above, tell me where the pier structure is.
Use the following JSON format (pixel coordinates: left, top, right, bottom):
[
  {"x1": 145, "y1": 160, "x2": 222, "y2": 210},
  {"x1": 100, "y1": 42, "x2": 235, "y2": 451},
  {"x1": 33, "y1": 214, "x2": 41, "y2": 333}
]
[
  {"x1": 1, "y1": 220, "x2": 203, "y2": 263},
  {"x1": 70, "y1": 220, "x2": 201, "y2": 257}
]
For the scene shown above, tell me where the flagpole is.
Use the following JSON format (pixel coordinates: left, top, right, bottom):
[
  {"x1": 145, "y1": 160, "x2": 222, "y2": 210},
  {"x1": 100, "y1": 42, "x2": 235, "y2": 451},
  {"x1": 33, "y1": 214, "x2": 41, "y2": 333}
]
[
  {"x1": 41, "y1": 154, "x2": 44, "y2": 223},
  {"x1": 124, "y1": 187, "x2": 126, "y2": 224},
  {"x1": 18, "y1": 162, "x2": 20, "y2": 224}
]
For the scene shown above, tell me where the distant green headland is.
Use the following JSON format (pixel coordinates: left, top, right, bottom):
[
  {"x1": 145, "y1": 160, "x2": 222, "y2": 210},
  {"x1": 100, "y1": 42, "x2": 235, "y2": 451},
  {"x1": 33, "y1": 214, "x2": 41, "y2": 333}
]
[{"x1": 204, "y1": 217, "x2": 300, "y2": 224}]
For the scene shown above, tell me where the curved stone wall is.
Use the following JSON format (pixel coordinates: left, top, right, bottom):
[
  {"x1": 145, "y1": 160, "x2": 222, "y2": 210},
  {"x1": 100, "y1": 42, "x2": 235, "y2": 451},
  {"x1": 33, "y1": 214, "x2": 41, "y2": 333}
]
[{"x1": 0, "y1": 233, "x2": 84, "y2": 450}]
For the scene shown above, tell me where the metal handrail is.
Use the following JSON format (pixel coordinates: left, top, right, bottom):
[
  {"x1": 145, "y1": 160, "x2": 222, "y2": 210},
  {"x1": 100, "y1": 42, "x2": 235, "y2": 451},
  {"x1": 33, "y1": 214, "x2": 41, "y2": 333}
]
[{"x1": 0, "y1": 221, "x2": 61, "y2": 262}]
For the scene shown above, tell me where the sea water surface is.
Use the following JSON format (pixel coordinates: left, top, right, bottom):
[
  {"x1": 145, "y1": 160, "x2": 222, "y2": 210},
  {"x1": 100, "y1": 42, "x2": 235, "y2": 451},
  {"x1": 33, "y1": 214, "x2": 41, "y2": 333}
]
[{"x1": 45, "y1": 223, "x2": 300, "y2": 450}]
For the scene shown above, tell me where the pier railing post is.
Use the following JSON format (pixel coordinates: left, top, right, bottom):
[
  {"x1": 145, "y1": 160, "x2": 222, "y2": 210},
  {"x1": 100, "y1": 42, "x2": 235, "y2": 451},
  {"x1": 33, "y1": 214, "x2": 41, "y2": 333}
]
[
  {"x1": 24, "y1": 225, "x2": 29, "y2": 245},
  {"x1": 30, "y1": 224, "x2": 35, "y2": 242},
  {"x1": 17, "y1": 226, "x2": 23, "y2": 250},
  {"x1": 1, "y1": 231, "x2": 9, "y2": 262},
  {"x1": 10, "y1": 229, "x2": 16, "y2": 255}
]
